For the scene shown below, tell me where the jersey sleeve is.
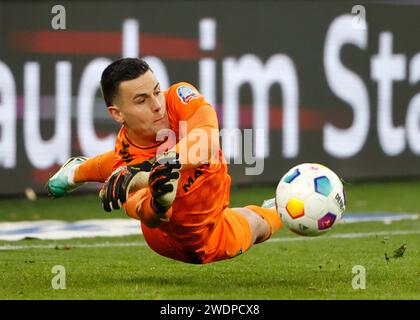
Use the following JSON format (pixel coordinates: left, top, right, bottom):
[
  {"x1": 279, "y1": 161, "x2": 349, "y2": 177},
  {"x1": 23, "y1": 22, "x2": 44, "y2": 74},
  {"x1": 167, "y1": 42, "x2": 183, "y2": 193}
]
[
  {"x1": 74, "y1": 150, "x2": 115, "y2": 183},
  {"x1": 165, "y1": 82, "x2": 220, "y2": 170},
  {"x1": 165, "y1": 82, "x2": 213, "y2": 122}
]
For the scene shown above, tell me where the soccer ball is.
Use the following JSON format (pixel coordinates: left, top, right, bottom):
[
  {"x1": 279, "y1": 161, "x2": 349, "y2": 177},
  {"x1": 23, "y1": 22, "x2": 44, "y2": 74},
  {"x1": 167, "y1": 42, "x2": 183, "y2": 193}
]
[{"x1": 275, "y1": 163, "x2": 346, "y2": 236}]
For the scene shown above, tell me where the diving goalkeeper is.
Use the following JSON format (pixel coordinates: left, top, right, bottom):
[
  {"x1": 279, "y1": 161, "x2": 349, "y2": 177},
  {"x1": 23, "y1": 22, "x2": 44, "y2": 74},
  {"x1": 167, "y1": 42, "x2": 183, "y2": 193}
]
[{"x1": 46, "y1": 58, "x2": 282, "y2": 264}]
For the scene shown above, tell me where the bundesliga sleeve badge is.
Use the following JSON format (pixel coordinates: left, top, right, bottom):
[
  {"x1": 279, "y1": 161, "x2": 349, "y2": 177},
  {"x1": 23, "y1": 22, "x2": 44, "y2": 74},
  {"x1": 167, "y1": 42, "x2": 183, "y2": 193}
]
[{"x1": 176, "y1": 85, "x2": 201, "y2": 104}]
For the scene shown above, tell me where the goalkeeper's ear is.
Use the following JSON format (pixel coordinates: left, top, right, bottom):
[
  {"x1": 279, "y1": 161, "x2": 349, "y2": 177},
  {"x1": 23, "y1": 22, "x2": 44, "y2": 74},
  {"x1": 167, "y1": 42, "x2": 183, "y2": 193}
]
[{"x1": 107, "y1": 105, "x2": 125, "y2": 125}]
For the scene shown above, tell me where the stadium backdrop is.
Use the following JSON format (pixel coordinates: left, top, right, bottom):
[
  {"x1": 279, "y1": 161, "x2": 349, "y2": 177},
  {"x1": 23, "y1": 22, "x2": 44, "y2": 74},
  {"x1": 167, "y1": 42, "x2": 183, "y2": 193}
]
[{"x1": 1, "y1": 1, "x2": 420, "y2": 195}]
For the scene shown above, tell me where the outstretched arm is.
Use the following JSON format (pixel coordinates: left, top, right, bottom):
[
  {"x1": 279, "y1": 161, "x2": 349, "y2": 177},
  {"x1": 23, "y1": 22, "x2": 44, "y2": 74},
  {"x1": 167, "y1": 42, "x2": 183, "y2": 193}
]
[{"x1": 74, "y1": 150, "x2": 115, "y2": 183}]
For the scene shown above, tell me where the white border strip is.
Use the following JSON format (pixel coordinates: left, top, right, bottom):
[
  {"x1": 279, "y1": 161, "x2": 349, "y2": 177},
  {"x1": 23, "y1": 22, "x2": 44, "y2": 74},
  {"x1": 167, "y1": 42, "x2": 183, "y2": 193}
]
[
  {"x1": 0, "y1": 241, "x2": 146, "y2": 251},
  {"x1": 1, "y1": 229, "x2": 420, "y2": 251},
  {"x1": 268, "y1": 229, "x2": 420, "y2": 242},
  {"x1": 0, "y1": 219, "x2": 141, "y2": 241}
]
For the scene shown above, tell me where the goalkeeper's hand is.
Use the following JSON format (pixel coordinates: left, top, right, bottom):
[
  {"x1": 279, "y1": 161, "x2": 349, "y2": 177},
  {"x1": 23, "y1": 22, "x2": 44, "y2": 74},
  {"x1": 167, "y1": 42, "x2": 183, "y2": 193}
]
[
  {"x1": 99, "y1": 158, "x2": 154, "y2": 212},
  {"x1": 46, "y1": 156, "x2": 88, "y2": 198},
  {"x1": 148, "y1": 151, "x2": 181, "y2": 215}
]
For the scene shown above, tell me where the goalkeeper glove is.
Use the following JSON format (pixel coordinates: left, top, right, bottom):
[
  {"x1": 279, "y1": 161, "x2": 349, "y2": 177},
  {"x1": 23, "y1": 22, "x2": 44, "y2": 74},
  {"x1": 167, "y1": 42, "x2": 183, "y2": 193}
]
[
  {"x1": 100, "y1": 158, "x2": 154, "y2": 212},
  {"x1": 148, "y1": 151, "x2": 181, "y2": 215},
  {"x1": 46, "y1": 156, "x2": 88, "y2": 198}
]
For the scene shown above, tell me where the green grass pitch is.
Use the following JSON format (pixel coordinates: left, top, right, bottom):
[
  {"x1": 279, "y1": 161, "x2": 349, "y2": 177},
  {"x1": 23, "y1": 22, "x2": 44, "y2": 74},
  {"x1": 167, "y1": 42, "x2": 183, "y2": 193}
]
[{"x1": 0, "y1": 180, "x2": 419, "y2": 299}]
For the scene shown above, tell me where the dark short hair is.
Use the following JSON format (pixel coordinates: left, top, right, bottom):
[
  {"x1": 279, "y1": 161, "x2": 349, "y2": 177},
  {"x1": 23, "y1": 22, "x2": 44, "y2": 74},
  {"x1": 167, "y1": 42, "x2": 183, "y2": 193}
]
[{"x1": 100, "y1": 58, "x2": 151, "y2": 107}]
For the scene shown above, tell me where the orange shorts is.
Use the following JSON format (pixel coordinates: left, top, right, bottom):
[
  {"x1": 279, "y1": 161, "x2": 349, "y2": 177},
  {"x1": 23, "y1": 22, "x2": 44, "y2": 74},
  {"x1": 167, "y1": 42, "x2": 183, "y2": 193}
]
[{"x1": 140, "y1": 208, "x2": 253, "y2": 264}]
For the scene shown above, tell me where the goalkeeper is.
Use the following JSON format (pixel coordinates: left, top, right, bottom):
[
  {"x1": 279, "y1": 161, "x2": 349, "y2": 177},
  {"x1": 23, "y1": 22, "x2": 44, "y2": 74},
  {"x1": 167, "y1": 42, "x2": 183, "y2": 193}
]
[{"x1": 47, "y1": 58, "x2": 282, "y2": 264}]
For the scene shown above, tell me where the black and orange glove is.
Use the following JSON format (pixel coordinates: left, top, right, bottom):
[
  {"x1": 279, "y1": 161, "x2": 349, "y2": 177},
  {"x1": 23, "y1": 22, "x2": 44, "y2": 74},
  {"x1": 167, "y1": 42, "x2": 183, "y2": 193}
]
[
  {"x1": 100, "y1": 158, "x2": 154, "y2": 212},
  {"x1": 148, "y1": 151, "x2": 181, "y2": 215}
]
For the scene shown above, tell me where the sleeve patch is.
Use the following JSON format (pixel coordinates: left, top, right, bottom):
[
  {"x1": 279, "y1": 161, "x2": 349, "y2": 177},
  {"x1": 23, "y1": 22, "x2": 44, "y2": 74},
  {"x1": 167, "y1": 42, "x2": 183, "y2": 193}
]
[{"x1": 176, "y1": 85, "x2": 201, "y2": 104}]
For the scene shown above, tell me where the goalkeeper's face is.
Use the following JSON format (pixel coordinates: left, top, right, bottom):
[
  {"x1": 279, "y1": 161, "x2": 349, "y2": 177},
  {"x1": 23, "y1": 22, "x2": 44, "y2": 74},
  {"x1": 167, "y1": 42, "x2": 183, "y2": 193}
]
[{"x1": 109, "y1": 70, "x2": 169, "y2": 145}]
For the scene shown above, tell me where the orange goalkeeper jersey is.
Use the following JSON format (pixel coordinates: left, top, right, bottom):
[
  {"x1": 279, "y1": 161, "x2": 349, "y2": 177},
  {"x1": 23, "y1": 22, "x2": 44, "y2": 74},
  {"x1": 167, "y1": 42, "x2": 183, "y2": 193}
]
[{"x1": 114, "y1": 82, "x2": 231, "y2": 252}]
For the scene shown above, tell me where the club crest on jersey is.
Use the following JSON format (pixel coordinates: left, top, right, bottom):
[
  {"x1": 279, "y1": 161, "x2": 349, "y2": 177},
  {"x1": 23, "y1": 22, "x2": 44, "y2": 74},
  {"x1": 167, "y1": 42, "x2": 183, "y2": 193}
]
[{"x1": 176, "y1": 85, "x2": 201, "y2": 104}]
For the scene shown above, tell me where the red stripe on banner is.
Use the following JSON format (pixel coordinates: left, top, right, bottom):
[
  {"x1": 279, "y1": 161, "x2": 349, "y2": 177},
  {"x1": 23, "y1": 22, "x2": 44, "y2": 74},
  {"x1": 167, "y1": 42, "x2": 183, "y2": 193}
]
[
  {"x1": 13, "y1": 31, "x2": 122, "y2": 55},
  {"x1": 142, "y1": 35, "x2": 203, "y2": 60},
  {"x1": 238, "y1": 106, "x2": 324, "y2": 131},
  {"x1": 11, "y1": 31, "x2": 208, "y2": 59}
]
